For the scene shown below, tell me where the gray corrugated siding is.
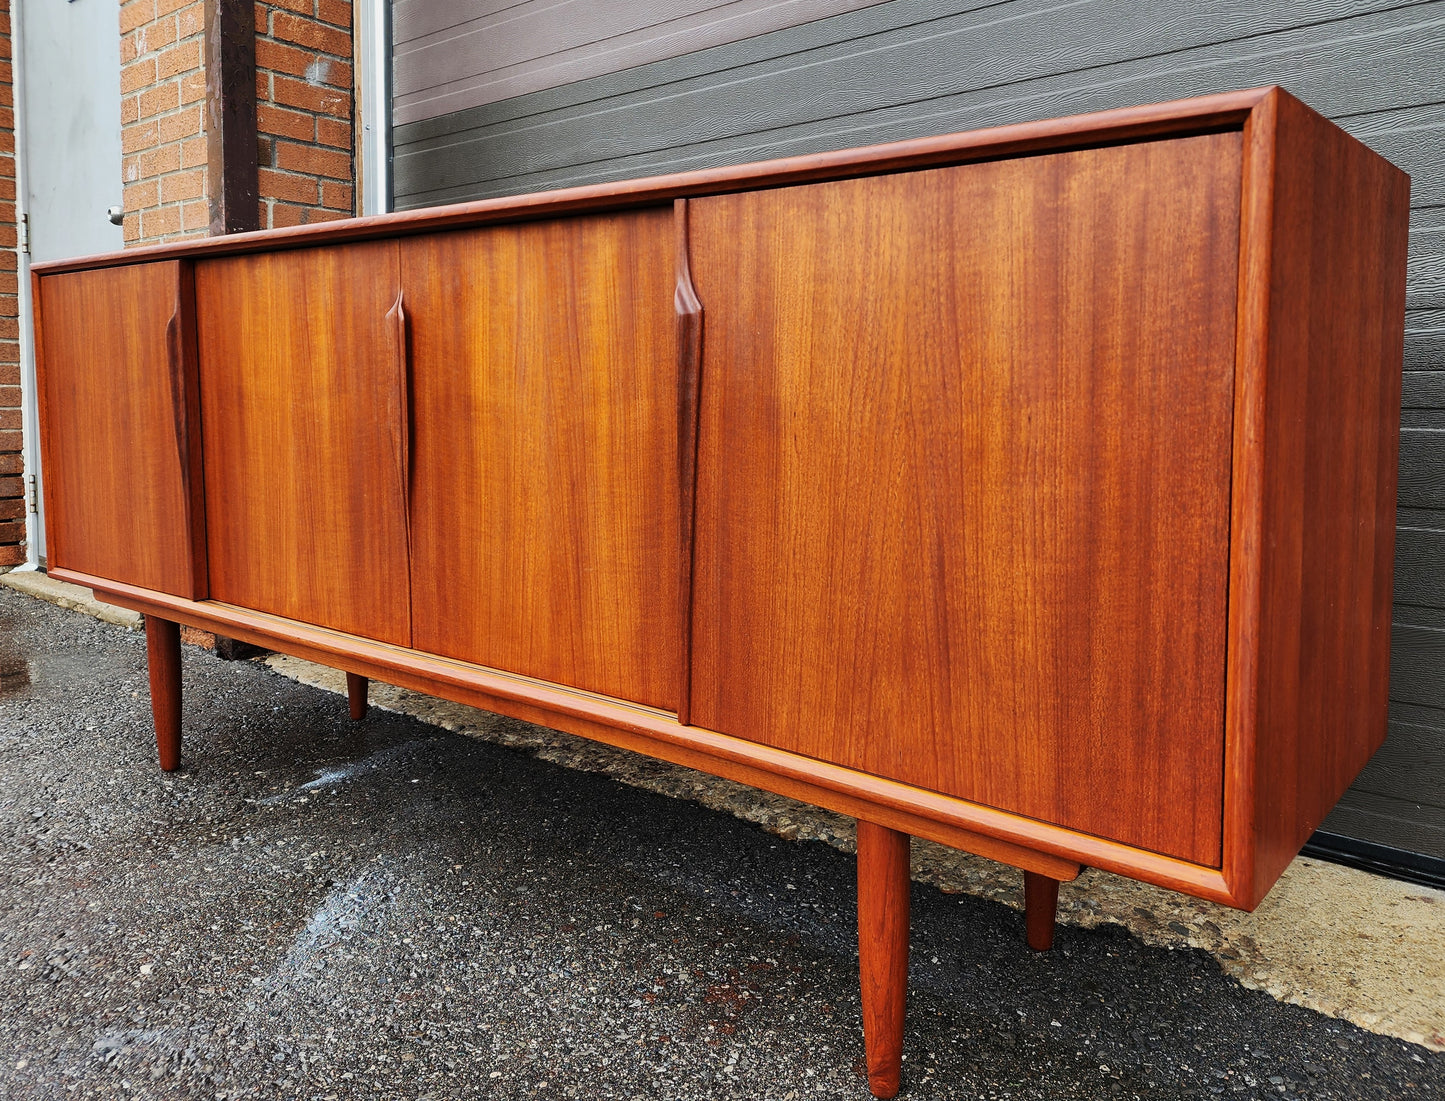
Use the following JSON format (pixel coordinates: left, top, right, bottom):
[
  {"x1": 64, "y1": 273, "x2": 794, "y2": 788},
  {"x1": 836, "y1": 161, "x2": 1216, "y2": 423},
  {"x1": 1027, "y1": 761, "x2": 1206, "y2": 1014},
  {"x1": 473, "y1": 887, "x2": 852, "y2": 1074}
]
[
  {"x1": 391, "y1": 0, "x2": 1445, "y2": 860},
  {"x1": 391, "y1": 0, "x2": 892, "y2": 126}
]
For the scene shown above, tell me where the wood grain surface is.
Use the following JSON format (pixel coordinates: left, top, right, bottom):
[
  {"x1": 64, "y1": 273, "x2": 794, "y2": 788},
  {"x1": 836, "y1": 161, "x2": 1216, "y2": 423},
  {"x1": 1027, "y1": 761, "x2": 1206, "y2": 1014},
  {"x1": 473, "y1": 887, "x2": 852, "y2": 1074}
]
[
  {"x1": 32, "y1": 89, "x2": 1268, "y2": 278},
  {"x1": 856, "y1": 821, "x2": 910, "y2": 1099},
  {"x1": 195, "y1": 242, "x2": 412, "y2": 646},
  {"x1": 145, "y1": 616, "x2": 183, "y2": 772},
  {"x1": 1228, "y1": 89, "x2": 1411, "y2": 905},
  {"x1": 35, "y1": 261, "x2": 206, "y2": 596},
  {"x1": 403, "y1": 209, "x2": 681, "y2": 708},
  {"x1": 1023, "y1": 871, "x2": 1059, "y2": 952},
  {"x1": 689, "y1": 133, "x2": 1242, "y2": 866}
]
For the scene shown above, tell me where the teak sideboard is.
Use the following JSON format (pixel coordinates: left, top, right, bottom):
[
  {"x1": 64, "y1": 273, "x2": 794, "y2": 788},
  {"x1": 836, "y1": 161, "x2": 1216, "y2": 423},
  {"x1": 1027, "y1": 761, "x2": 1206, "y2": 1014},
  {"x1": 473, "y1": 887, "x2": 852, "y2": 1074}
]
[{"x1": 32, "y1": 87, "x2": 1407, "y2": 1097}]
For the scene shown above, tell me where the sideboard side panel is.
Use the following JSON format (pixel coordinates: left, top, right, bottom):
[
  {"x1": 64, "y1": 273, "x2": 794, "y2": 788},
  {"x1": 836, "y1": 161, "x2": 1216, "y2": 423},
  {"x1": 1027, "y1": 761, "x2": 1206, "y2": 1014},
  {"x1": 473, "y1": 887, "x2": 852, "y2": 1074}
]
[
  {"x1": 1247, "y1": 92, "x2": 1411, "y2": 905},
  {"x1": 35, "y1": 260, "x2": 206, "y2": 597},
  {"x1": 689, "y1": 134, "x2": 1242, "y2": 867},
  {"x1": 403, "y1": 209, "x2": 682, "y2": 709},
  {"x1": 195, "y1": 242, "x2": 413, "y2": 647}
]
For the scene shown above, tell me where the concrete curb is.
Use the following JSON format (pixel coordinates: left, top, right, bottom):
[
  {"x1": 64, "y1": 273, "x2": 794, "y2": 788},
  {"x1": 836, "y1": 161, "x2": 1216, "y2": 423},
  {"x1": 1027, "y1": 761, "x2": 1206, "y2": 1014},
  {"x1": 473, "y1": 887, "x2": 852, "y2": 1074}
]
[
  {"x1": 0, "y1": 570, "x2": 142, "y2": 631},
  {"x1": 4, "y1": 570, "x2": 1441, "y2": 1052}
]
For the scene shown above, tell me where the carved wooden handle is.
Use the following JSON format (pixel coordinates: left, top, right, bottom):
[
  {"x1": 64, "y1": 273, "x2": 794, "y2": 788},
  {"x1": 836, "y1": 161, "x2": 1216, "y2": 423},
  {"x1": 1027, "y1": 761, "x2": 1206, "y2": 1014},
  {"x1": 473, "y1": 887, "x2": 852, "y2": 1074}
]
[
  {"x1": 386, "y1": 289, "x2": 412, "y2": 538},
  {"x1": 164, "y1": 305, "x2": 188, "y2": 475},
  {"x1": 675, "y1": 197, "x2": 704, "y2": 726}
]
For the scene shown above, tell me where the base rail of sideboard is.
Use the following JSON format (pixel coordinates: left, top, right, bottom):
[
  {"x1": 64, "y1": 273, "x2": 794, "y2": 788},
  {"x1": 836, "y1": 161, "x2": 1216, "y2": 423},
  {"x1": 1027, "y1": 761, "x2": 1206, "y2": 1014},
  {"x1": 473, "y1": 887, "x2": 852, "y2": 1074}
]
[{"x1": 51, "y1": 567, "x2": 1254, "y2": 907}]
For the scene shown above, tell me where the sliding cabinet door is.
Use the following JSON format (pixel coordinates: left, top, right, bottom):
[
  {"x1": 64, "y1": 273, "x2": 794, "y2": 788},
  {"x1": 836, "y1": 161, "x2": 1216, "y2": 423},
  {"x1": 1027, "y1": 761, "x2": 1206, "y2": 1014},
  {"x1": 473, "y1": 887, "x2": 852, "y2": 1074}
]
[
  {"x1": 688, "y1": 134, "x2": 1241, "y2": 866},
  {"x1": 195, "y1": 242, "x2": 411, "y2": 645},
  {"x1": 36, "y1": 260, "x2": 206, "y2": 596},
  {"x1": 403, "y1": 209, "x2": 681, "y2": 708}
]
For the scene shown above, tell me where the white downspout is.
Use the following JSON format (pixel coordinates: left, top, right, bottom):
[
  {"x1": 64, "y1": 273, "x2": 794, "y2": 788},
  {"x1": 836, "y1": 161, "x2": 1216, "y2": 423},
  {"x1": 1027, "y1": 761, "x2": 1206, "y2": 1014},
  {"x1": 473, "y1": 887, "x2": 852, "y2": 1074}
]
[
  {"x1": 357, "y1": 0, "x2": 391, "y2": 216},
  {"x1": 11, "y1": 0, "x2": 42, "y2": 571}
]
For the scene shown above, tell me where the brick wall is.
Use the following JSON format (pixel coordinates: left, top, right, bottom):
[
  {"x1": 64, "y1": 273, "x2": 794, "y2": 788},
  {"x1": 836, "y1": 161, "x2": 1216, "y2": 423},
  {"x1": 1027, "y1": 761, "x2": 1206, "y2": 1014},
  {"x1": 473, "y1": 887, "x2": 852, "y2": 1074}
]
[
  {"x1": 121, "y1": 0, "x2": 355, "y2": 247},
  {"x1": 255, "y1": 1, "x2": 353, "y2": 228},
  {"x1": 0, "y1": 0, "x2": 22, "y2": 567},
  {"x1": 120, "y1": 0, "x2": 209, "y2": 245}
]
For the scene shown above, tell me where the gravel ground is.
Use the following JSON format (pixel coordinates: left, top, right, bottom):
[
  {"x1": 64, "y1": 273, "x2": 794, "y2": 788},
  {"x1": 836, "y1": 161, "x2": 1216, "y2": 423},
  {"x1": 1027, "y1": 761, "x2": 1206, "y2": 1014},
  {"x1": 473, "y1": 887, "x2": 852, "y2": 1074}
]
[{"x1": 0, "y1": 586, "x2": 1441, "y2": 1100}]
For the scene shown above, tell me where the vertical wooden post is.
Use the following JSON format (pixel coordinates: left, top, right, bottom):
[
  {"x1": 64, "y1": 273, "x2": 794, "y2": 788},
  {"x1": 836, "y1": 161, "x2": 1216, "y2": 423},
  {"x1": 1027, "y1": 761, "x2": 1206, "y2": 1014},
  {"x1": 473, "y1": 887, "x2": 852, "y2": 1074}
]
[
  {"x1": 1024, "y1": 871, "x2": 1060, "y2": 951},
  {"x1": 346, "y1": 672, "x2": 369, "y2": 721},
  {"x1": 856, "y1": 820, "x2": 910, "y2": 1099},
  {"x1": 145, "y1": 617, "x2": 182, "y2": 772}
]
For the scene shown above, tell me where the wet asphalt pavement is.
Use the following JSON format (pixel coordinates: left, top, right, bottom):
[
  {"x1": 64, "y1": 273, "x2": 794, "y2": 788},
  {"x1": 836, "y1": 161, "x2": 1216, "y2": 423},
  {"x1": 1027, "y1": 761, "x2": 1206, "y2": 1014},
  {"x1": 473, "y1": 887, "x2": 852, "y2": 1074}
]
[{"x1": 0, "y1": 586, "x2": 1441, "y2": 1100}]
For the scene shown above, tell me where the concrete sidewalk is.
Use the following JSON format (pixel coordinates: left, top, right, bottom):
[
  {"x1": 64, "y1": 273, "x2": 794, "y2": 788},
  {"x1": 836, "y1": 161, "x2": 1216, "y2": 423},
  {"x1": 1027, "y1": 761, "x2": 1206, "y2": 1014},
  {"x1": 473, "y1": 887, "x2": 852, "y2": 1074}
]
[{"x1": 0, "y1": 580, "x2": 1441, "y2": 1099}]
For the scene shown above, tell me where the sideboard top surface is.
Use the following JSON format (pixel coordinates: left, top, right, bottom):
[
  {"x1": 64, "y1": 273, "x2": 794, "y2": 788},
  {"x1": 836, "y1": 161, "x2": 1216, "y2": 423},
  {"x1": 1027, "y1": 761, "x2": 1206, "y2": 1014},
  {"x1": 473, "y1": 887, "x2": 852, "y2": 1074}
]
[{"x1": 31, "y1": 87, "x2": 1280, "y2": 277}]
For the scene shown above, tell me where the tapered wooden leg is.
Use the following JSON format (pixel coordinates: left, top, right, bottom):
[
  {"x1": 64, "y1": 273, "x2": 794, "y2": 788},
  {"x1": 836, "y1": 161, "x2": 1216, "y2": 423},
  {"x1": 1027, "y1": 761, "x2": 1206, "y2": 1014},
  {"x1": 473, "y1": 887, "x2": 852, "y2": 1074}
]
[
  {"x1": 1024, "y1": 871, "x2": 1060, "y2": 951},
  {"x1": 346, "y1": 673, "x2": 369, "y2": 721},
  {"x1": 857, "y1": 820, "x2": 910, "y2": 1099},
  {"x1": 144, "y1": 617, "x2": 182, "y2": 772}
]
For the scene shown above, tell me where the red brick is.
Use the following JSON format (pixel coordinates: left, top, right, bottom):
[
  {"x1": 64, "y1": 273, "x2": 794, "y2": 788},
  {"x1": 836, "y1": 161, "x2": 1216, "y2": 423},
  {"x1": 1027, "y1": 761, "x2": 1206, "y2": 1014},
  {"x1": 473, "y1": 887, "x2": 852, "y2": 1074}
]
[
  {"x1": 316, "y1": 58, "x2": 352, "y2": 90},
  {"x1": 180, "y1": 136, "x2": 207, "y2": 169},
  {"x1": 139, "y1": 144, "x2": 181, "y2": 177},
  {"x1": 315, "y1": 116, "x2": 349, "y2": 149},
  {"x1": 122, "y1": 120, "x2": 160, "y2": 155},
  {"x1": 158, "y1": 105, "x2": 203, "y2": 143},
  {"x1": 140, "y1": 204, "x2": 181, "y2": 239},
  {"x1": 181, "y1": 200, "x2": 209, "y2": 232},
  {"x1": 0, "y1": 545, "x2": 25, "y2": 566},
  {"x1": 121, "y1": 95, "x2": 140, "y2": 125},
  {"x1": 0, "y1": 178, "x2": 14, "y2": 201},
  {"x1": 156, "y1": 0, "x2": 197, "y2": 18},
  {"x1": 271, "y1": 75, "x2": 349, "y2": 117},
  {"x1": 124, "y1": 217, "x2": 141, "y2": 245},
  {"x1": 138, "y1": 81, "x2": 180, "y2": 121},
  {"x1": 121, "y1": 31, "x2": 140, "y2": 65},
  {"x1": 0, "y1": 452, "x2": 20, "y2": 475},
  {"x1": 275, "y1": 140, "x2": 349, "y2": 180},
  {"x1": 0, "y1": 517, "x2": 25, "y2": 542},
  {"x1": 320, "y1": 180, "x2": 352, "y2": 212},
  {"x1": 160, "y1": 168, "x2": 205, "y2": 203},
  {"x1": 0, "y1": 497, "x2": 24, "y2": 520},
  {"x1": 257, "y1": 103, "x2": 315, "y2": 142},
  {"x1": 0, "y1": 431, "x2": 19, "y2": 454},
  {"x1": 177, "y1": 3, "x2": 205, "y2": 37},
  {"x1": 157, "y1": 38, "x2": 201, "y2": 81},
  {"x1": 179, "y1": 625, "x2": 216, "y2": 649},
  {"x1": 121, "y1": 1, "x2": 158, "y2": 35},
  {"x1": 0, "y1": 344, "x2": 18, "y2": 369},
  {"x1": 121, "y1": 57, "x2": 157, "y2": 94},
  {"x1": 258, "y1": 167, "x2": 319, "y2": 205},
  {"x1": 180, "y1": 69, "x2": 206, "y2": 105},
  {"x1": 0, "y1": 476, "x2": 21, "y2": 498},
  {"x1": 271, "y1": 12, "x2": 349, "y2": 57},
  {"x1": 306, "y1": 208, "x2": 346, "y2": 224},
  {"x1": 125, "y1": 179, "x2": 159, "y2": 212},
  {"x1": 0, "y1": 277, "x2": 16, "y2": 299},
  {"x1": 316, "y1": 0, "x2": 350, "y2": 29},
  {"x1": 0, "y1": 385, "x2": 18, "y2": 408},
  {"x1": 140, "y1": 14, "x2": 180, "y2": 53},
  {"x1": 0, "y1": 319, "x2": 15, "y2": 342},
  {"x1": 255, "y1": 37, "x2": 316, "y2": 78},
  {"x1": 264, "y1": 0, "x2": 320, "y2": 18},
  {"x1": 268, "y1": 201, "x2": 309, "y2": 228}
]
